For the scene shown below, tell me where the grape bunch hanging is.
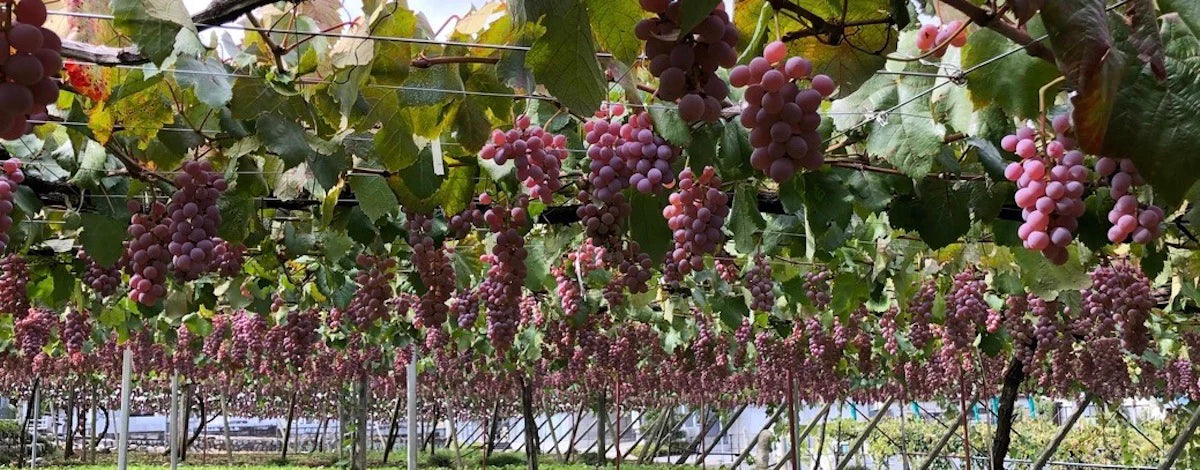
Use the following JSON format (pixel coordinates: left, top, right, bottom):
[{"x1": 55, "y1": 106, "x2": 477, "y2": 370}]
[
  {"x1": 730, "y1": 41, "x2": 834, "y2": 182},
  {"x1": 1001, "y1": 117, "x2": 1088, "y2": 265},
  {"x1": 915, "y1": 21, "x2": 967, "y2": 57},
  {"x1": 80, "y1": 249, "x2": 119, "y2": 298},
  {"x1": 0, "y1": 0, "x2": 61, "y2": 139},
  {"x1": 662, "y1": 166, "x2": 729, "y2": 277},
  {"x1": 636, "y1": 0, "x2": 738, "y2": 123},
  {"x1": 0, "y1": 159, "x2": 24, "y2": 253},
  {"x1": 474, "y1": 195, "x2": 530, "y2": 352},
  {"x1": 0, "y1": 254, "x2": 27, "y2": 316},
  {"x1": 123, "y1": 200, "x2": 172, "y2": 305},
  {"x1": 479, "y1": 115, "x2": 569, "y2": 203},
  {"x1": 1094, "y1": 157, "x2": 1163, "y2": 244},
  {"x1": 166, "y1": 161, "x2": 229, "y2": 280}
]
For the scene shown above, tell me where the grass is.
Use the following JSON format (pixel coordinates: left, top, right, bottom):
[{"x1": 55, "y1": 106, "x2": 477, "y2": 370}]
[{"x1": 36, "y1": 450, "x2": 691, "y2": 469}]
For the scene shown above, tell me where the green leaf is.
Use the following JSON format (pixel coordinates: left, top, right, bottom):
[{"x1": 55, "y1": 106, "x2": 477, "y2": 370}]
[
  {"x1": 257, "y1": 114, "x2": 314, "y2": 169},
  {"x1": 349, "y1": 175, "x2": 400, "y2": 222},
  {"x1": 585, "y1": 0, "x2": 643, "y2": 65},
  {"x1": 647, "y1": 105, "x2": 692, "y2": 147},
  {"x1": 961, "y1": 25, "x2": 1063, "y2": 119},
  {"x1": 368, "y1": 3, "x2": 418, "y2": 85},
  {"x1": 778, "y1": 176, "x2": 805, "y2": 215},
  {"x1": 967, "y1": 137, "x2": 1009, "y2": 182},
  {"x1": 374, "y1": 116, "x2": 419, "y2": 172},
  {"x1": 1163, "y1": 0, "x2": 1200, "y2": 36},
  {"x1": 218, "y1": 189, "x2": 256, "y2": 244},
  {"x1": 677, "y1": 0, "x2": 722, "y2": 35},
  {"x1": 68, "y1": 140, "x2": 110, "y2": 189},
  {"x1": 730, "y1": 184, "x2": 765, "y2": 254},
  {"x1": 79, "y1": 213, "x2": 129, "y2": 267},
  {"x1": 110, "y1": 0, "x2": 196, "y2": 65},
  {"x1": 1043, "y1": 0, "x2": 1128, "y2": 153},
  {"x1": 713, "y1": 295, "x2": 750, "y2": 330},
  {"x1": 387, "y1": 146, "x2": 444, "y2": 212},
  {"x1": 686, "y1": 125, "x2": 720, "y2": 171},
  {"x1": 629, "y1": 191, "x2": 672, "y2": 264},
  {"x1": 1012, "y1": 246, "x2": 1091, "y2": 298},
  {"x1": 862, "y1": 84, "x2": 945, "y2": 179},
  {"x1": 174, "y1": 56, "x2": 233, "y2": 108},
  {"x1": 718, "y1": 122, "x2": 753, "y2": 180},
  {"x1": 229, "y1": 78, "x2": 291, "y2": 120},
  {"x1": 890, "y1": 179, "x2": 970, "y2": 249},
  {"x1": 1101, "y1": 15, "x2": 1200, "y2": 207},
  {"x1": 526, "y1": 0, "x2": 606, "y2": 116},
  {"x1": 802, "y1": 171, "x2": 853, "y2": 235}
]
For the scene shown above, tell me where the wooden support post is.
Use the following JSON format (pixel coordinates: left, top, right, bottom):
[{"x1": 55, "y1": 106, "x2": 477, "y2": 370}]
[
  {"x1": 1030, "y1": 395, "x2": 1091, "y2": 470},
  {"x1": 698, "y1": 405, "x2": 748, "y2": 463},
  {"x1": 648, "y1": 409, "x2": 694, "y2": 463},
  {"x1": 766, "y1": 403, "x2": 831, "y2": 470},
  {"x1": 834, "y1": 398, "x2": 895, "y2": 470},
  {"x1": 624, "y1": 408, "x2": 664, "y2": 459},
  {"x1": 543, "y1": 410, "x2": 564, "y2": 458},
  {"x1": 1158, "y1": 404, "x2": 1200, "y2": 470},
  {"x1": 564, "y1": 410, "x2": 599, "y2": 463},
  {"x1": 729, "y1": 405, "x2": 788, "y2": 469},
  {"x1": 220, "y1": 392, "x2": 233, "y2": 462},
  {"x1": 916, "y1": 411, "x2": 969, "y2": 470}
]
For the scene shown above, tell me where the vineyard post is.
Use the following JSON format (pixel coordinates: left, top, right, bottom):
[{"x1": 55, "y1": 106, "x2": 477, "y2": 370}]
[
  {"x1": 728, "y1": 405, "x2": 790, "y2": 469},
  {"x1": 30, "y1": 377, "x2": 39, "y2": 469},
  {"x1": 383, "y1": 393, "x2": 403, "y2": 463},
  {"x1": 564, "y1": 404, "x2": 587, "y2": 462},
  {"x1": 565, "y1": 410, "x2": 600, "y2": 462},
  {"x1": 699, "y1": 404, "x2": 749, "y2": 463},
  {"x1": 769, "y1": 403, "x2": 831, "y2": 470},
  {"x1": 406, "y1": 355, "x2": 417, "y2": 470},
  {"x1": 623, "y1": 407, "x2": 665, "y2": 459},
  {"x1": 809, "y1": 407, "x2": 829, "y2": 470},
  {"x1": 916, "y1": 411, "x2": 968, "y2": 470},
  {"x1": 834, "y1": 398, "x2": 895, "y2": 470},
  {"x1": 89, "y1": 386, "x2": 98, "y2": 464},
  {"x1": 676, "y1": 406, "x2": 720, "y2": 465},
  {"x1": 613, "y1": 383, "x2": 620, "y2": 470},
  {"x1": 449, "y1": 410, "x2": 463, "y2": 469},
  {"x1": 219, "y1": 391, "x2": 233, "y2": 462},
  {"x1": 788, "y1": 373, "x2": 799, "y2": 469},
  {"x1": 169, "y1": 371, "x2": 179, "y2": 470},
  {"x1": 64, "y1": 390, "x2": 75, "y2": 460},
  {"x1": 353, "y1": 374, "x2": 369, "y2": 470},
  {"x1": 597, "y1": 392, "x2": 607, "y2": 464},
  {"x1": 1030, "y1": 394, "x2": 1092, "y2": 470},
  {"x1": 1157, "y1": 404, "x2": 1200, "y2": 470},
  {"x1": 543, "y1": 409, "x2": 564, "y2": 458},
  {"x1": 518, "y1": 374, "x2": 540, "y2": 470},
  {"x1": 118, "y1": 347, "x2": 132, "y2": 470},
  {"x1": 649, "y1": 408, "x2": 694, "y2": 462},
  {"x1": 282, "y1": 389, "x2": 297, "y2": 461},
  {"x1": 603, "y1": 409, "x2": 645, "y2": 457}
]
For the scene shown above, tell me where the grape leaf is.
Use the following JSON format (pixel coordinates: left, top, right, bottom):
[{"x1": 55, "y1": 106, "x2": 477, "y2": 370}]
[
  {"x1": 525, "y1": 0, "x2": 606, "y2": 116},
  {"x1": 730, "y1": 184, "x2": 765, "y2": 254},
  {"x1": 677, "y1": 0, "x2": 722, "y2": 35},
  {"x1": 257, "y1": 114, "x2": 315, "y2": 169},
  {"x1": 111, "y1": 0, "x2": 196, "y2": 65},
  {"x1": 174, "y1": 56, "x2": 233, "y2": 108},
  {"x1": 889, "y1": 179, "x2": 970, "y2": 250},
  {"x1": 1011, "y1": 246, "x2": 1090, "y2": 299},
  {"x1": 585, "y1": 0, "x2": 643, "y2": 65},
  {"x1": 630, "y1": 191, "x2": 672, "y2": 264},
  {"x1": 1042, "y1": 0, "x2": 1128, "y2": 153},
  {"x1": 349, "y1": 175, "x2": 400, "y2": 222},
  {"x1": 961, "y1": 24, "x2": 1063, "y2": 119},
  {"x1": 79, "y1": 213, "x2": 129, "y2": 268}
]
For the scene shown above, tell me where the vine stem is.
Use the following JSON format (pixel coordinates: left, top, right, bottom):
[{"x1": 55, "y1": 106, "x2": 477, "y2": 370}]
[
  {"x1": 937, "y1": 0, "x2": 1054, "y2": 62},
  {"x1": 1038, "y1": 76, "x2": 1068, "y2": 148},
  {"x1": 246, "y1": 13, "x2": 288, "y2": 74}
]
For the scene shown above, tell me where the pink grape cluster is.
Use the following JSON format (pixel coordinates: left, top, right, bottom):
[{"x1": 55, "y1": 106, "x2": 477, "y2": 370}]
[
  {"x1": 0, "y1": 254, "x2": 28, "y2": 317},
  {"x1": 345, "y1": 254, "x2": 398, "y2": 328},
  {"x1": 15, "y1": 306, "x2": 54, "y2": 359},
  {"x1": 663, "y1": 166, "x2": 729, "y2": 277},
  {"x1": 803, "y1": 266, "x2": 832, "y2": 309},
  {"x1": 278, "y1": 307, "x2": 320, "y2": 371},
  {"x1": 166, "y1": 160, "x2": 228, "y2": 280},
  {"x1": 880, "y1": 307, "x2": 899, "y2": 355},
  {"x1": 1030, "y1": 297, "x2": 1060, "y2": 363},
  {"x1": 553, "y1": 265, "x2": 582, "y2": 318},
  {"x1": 519, "y1": 295, "x2": 544, "y2": 328},
  {"x1": 211, "y1": 239, "x2": 245, "y2": 277},
  {"x1": 79, "y1": 249, "x2": 119, "y2": 298},
  {"x1": 906, "y1": 281, "x2": 936, "y2": 348},
  {"x1": 1076, "y1": 337, "x2": 1131, "y2": 399},
  {"x1": 452, "y1": 289, "x2": 480, "y2": 329},
  {"x1": 583, "y1": 105, "x2": 680, "y2": 200},
  {"x1": 0, "y1": 0, "x2": 62, "y2": 140},
  {"x1": 1094, "y1": 157, "x2": 1164, "y2": 244},
  {"x1": 479, "y1": 115, "x2": 569, "y2": 203},
  {"x1": 636, "y1": 0, "x2": 738, "y2": 123},
  {"x1": 576, "y1": 193, "x2": 630, "y2": 246},
  {"x1": 1002, "y1": 119, "x2": 1087, "y2": 265},
  {"x1": 63, "y1": 309, "x2": 91, "y2": 365},
  {"x1": 915, "y1": 21, "x2": 967, "y2": 57},
  {"x1": 613, "y1": 242, "x2": 654, "y2": 296},
  {"x1": 173, "y1": 324, "x2": 197, "y2": 375},
  {"x1": 477, "y1": 198, "x2": 530, "y2": 352},
  {"x1": 942, "y1": 269, "x2": 988, "y2": 353},
  {"x1": 1083, "y1": 262, "x2": 1154, "y2": 355},
  {"x1": 729, "y1": 41, "x2": 833, "y2": 182},
  {"x1": 715, "y1": 254, "x2": 739, "y2": 284},
  {"x1": 745, "y1": 254, "x2": 774, "y2": 312},
  {"x1": 1003, "y1": 295, "x2": 1036, "y2": 371},
  {"x1": 405, "y1": 212, "x2": 454, "y2": 330},
  {"x1": 229, "y1": 310, "x2": 267, "y2": 369},
  {"x1": 123, "y1": 200, "x2": 171, "y2": 305},
  {"x1": 0, "y1": 159, "x2": 24, "y2": 253}
]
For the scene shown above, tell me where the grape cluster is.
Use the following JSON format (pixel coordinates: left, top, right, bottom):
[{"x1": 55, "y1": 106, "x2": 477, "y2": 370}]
[
  {"x1": 123, "y1": 200, "x2": 171, "y2": 305},
  {"x1": 277, "y1": 307, "x2": 320, "y2": 371},
  {"x1": 715, "y1": 254, "x2": 739, "y2": 284},
  {"x1": 1030, "y1": 297, "x2": 1060, "y2": 363},
  {"x1": 1094, "y1": 157, "x2": 1164, "y2": 244},
  {"x1": 479, "y1": 115, "x2": 569, "y2": 203},
  {"x1": 942, "y1": 269, "x2": 987, "y2": 353},
  {"x1": 0, "y1": 254, "x2": 29, "y2": 316},
  {"x1": 1002, "y1": 118, "x2": 1087, "y2": 265},
  {"x1": 745, "y1": 254, "x2": 774, "y2": 312},
  {"x1": 229, "y1": 310, "x2": 267, "y2": 368},
  {"x1": 880, "y1": 306, "x2": 899, "y2": 355},
  {"x1": 803, "y1": 266, "x2": 832, "y2": 309},
  {"x1": 174, "y1": 324, "x2": 197, "y2": 375},
  {"x1": 576, "y1": 192, "x2": 630, "y2": 246},
  {"x1": 553, "y1": 264, "x2": 582, "y2": 319},
  {"x1": 79, "y1": 249, "x2": 119, "y2": 298},
  {"x1": 405, "y1": 212, "x2": 454, "y2": 330},
  {"x1": 729, "y1": 41, "x2": 833, "y2": 182},
  {"x1": 15, "y1": 307, "x2": 53, "y2": 359},
  {"x1": 452, "y1": 289, "x2": 480, "y2": 329},
  {"x1": 663, "y1": 167, "x2": 729, "y2": 276},
  {"x1": 636, "y1": 0, "x2": 738, "y2": 122},
  {"x1": 583, "y1": 106, "x2": 680, "y2": 198},
  {"x1": 211, "y1": 239, "x2": 245, "y2": 277},
  {"x1": 166, "y1": 161, "x2": 228, "y2": 280},
  {"x1": 0, "y1": 159, "x2": 24, "y2": 253},
  {"x1": 1083, "y1": 262, "x2": 1154, "y2": 355},
  {"x1": 345, "y1": 254, "x2": 397, "y2": 328},
  {"x1": 477, "y1": 198, "x2": 529, "y2": 352},
  {"x1": 906, "y1": 281, "x2": 936, "y2": 348},
  {"x1": 63, "y1": 309, "x2": 90, "y2": 360},
  {"x1": 915, "y1": 21, "x2": 967, "y2": 57},
  {"x1": 1003, "y1": 295, "x2": 1035, "y2": 371},
  {"x1": 0, "y1": 0, "x2": 62, "y2": 140},
  {"x1": 519, "y1": 294, "x2": 544, "y2": 328},
  {"x1": 614, "y1": 242, "x2": 654, "y2": 295}
]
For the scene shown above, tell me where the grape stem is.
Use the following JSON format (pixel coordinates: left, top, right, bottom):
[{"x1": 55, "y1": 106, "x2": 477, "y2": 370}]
[
  {"x1": 937, "y1": 0, "x2": 1054, "y2": 62},
  {"x1": 246, "y1": 13, "x2": 288, "y2": 74}
]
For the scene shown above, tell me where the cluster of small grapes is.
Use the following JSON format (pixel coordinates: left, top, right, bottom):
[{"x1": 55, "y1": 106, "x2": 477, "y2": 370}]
[
  {"x1": 202, "y1": 314, "x2": 228, "y2": 361},
  {"x1": 915, "y1": 21, "x2": 968, "y2": 57},
  {"x1": 1075, "y1": 337, "x2": 1131, "y2": 399},
  {"x1": 0, "y1": 0, "x2": 62, "y2": 139},
  {"x1": 663, "y1": 167, "x2": 729, "y2": 277},
  {"x1": 1003, "y1": 295, "x2": 1035, "y2": 371},
  {"x1": 576, "y1": 193, "x2": 630, "y2": 246},
  {"x1": 0, "y1": 253, "x2": 27, "y2": 317},
  {"x1": 880, "y1": 306, "x2": 899, "y2": 355},
  {"x1": 636, "y1": 0, "x2": 738, "y2": 122},
  {"x1": 0, "y1": 159, "x2": 24, "y2": 253},
  {"x1": 405, "y1": 212, "x2": 454, "y2": 331},
  {"x1": 745, "y1": 254, "x2": 774, "y2": 312},
  {"x1": 1163, "y1": 359, "x2": 1199, "y2": 399},
  {"x1": 1083, "y1": 262, "x2": 1154, "y2": 355},
  {"x1": 730, "y1": 41, "x2": 833, "y2": 182},
  {"x1": 229, "y1": 310, "x2": 267, "y2": 369},
  {"x1": 519, "y1": 295, "x2": 545, "y2": 328},
  {"x1": 15, "y1": 306, "x2": 54, "y2": 359},
  {"x1": 63, "y1": 309, "x2": 90, "y2": 365},
  {"x1": 166, "y1": 161, "x2": 228, "y2": 280},
  {"x1": 852, "y1": 308, "x2": 876, "y2": 373},
  {"x1": 906, "y1": 281, "x2": 936, "y2": 348},
  {"x1": 1030, "y1": 297, "x2": 1060, "y2": 363},
  {"x1": 1094, "y1": 157, "x2": 1164, "y2": 244},
  {"x1": 715, "y1": 254, "x2": 739, "y2": 284},
  {"x1": 63, "y1": 63, "x2": 107, "y2": 102},
  {"x1": 803, "y1": 266, "x2": 832, "y2": 309},
  {"x1": 1002, "y1": 118, "x2": 1087, "y2": 265},
  {"x1": 613, "y1": 242, "x2": 653, "y2": 295},
  {"x1": 553, "y1": 265, "x2": 582, "y2": 318},
  {"x1": 123, "y1": 200, "x2": 171, "y2": 305},
  {"x1": 211, "y1": 239, "x2": 245, "y2": 277},
  {"x1": 278, "y1": 307, "x2": 320, "y2": 371},
  {"x1": 804, "y1": 317, "x2": 833, "y2": 361},
  {"x1": 479, "y1": 115, "x2": 569, "y2": 203},
  {"x1": 478, "y1": 198, "x2": 529, "y2": 352},
  {"x1": 942, "y1": 269, "x2": 988, "y2": 353},
  {"x1": 79, "y1": 249, "x2": 119, "y2": 298},
  {"x1": 733, "y1": 317, "x2": 753, "y2": 364},
  {"x1": 985, "y1": 305, "x2": 1003, "y2": 333},
  {"x1": 452, "y1": 289, "x2": 480, "y2": 329},
  {"x1": 344, "y1": 254, "x2": 397, "y2": 327},
  {"x1": 584, "y1": 106, "x2": 680, "y2": 198},
  {"x1": 173, "y1": 324, "x2": 197, "y2": 375}
]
